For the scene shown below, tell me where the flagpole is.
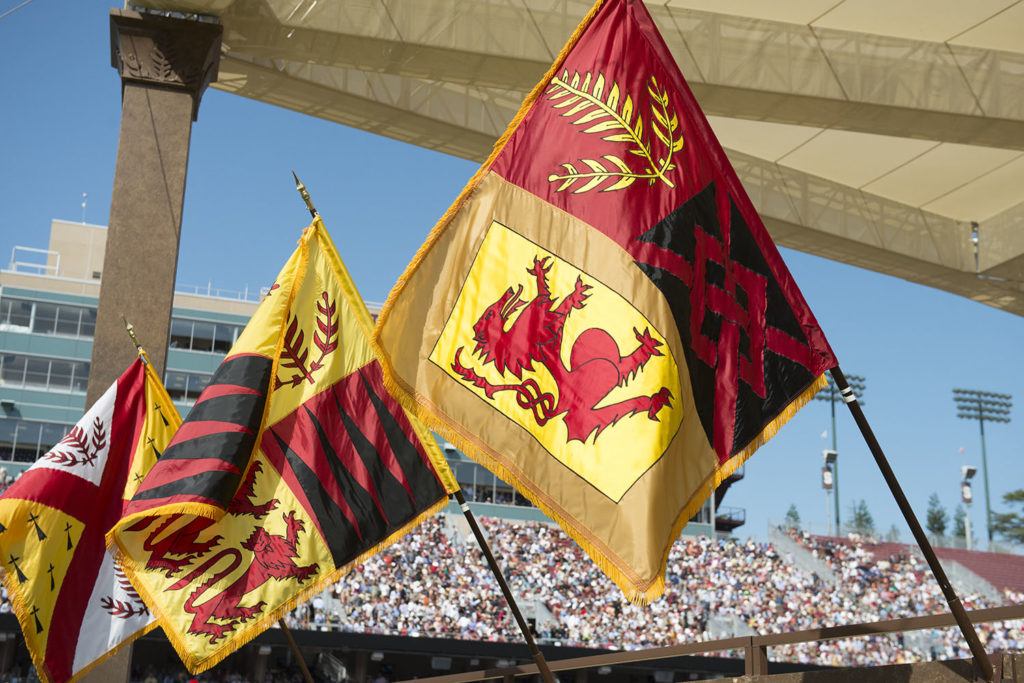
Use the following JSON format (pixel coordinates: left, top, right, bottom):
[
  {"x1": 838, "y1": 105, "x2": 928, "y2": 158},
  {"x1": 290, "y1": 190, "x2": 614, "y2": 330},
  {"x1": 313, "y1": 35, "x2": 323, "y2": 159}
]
[
  {"x1": 830, "y1": 366, "x2": 993, "y2": 681},
  {"x1": 292, "y1": 172, "x2": 553, "y2": 682},
  {"x1": 280, "y1": 619, "x2": 316, "y2": 683},
  {"x1": 453, "y1": 488, "x2": 556, "y2": 683}
]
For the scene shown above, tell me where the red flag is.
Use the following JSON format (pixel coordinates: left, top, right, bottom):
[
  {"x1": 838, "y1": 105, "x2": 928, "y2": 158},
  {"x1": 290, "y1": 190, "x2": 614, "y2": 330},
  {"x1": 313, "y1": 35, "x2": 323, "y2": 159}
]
[{"x1": 374, "y1": 0, "x2": 836, "y2": 602}]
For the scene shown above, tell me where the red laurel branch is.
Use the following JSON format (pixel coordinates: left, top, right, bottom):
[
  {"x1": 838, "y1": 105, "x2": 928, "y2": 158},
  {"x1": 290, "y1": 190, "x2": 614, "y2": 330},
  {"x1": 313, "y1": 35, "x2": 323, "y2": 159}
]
[
  {"x1": 88, "y1": 416, "x2": 106, "y2": 465},
  {"x1": 100, "y1": 596, "x2": 149, "y2": 620},
  {"x1": 309, "y1": 292, "x2": 338, "y2": 373},
  {"x1": 44, "y1": 421, "x2": 101, "y2": 467},
  {"x1": 275, "y1": 316, "x2": 316, "y2": 389}
]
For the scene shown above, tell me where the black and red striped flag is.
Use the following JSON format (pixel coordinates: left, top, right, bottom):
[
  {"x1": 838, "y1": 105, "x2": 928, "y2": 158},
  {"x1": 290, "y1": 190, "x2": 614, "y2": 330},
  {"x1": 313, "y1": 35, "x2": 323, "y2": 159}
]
[{"x1": 108, "y1": 218, "x2": 457, "y2": 672}]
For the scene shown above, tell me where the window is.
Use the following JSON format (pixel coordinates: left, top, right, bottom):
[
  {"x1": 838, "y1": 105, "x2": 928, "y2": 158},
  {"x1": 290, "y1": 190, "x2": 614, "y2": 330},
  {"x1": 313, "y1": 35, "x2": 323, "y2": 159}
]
[
  {"x1": 213, "y1": 324, "x2": 235, "y2": 353},
  {"x1": 55, "y1": 306, "x2": 82, "y2": 335},
  {"x1": 0, "y1": 355, "x2": 26, "y2": 385},
  {"x1": 0, "y1": 417, "x2": 74, "y2": 462},
  {"x1": 0, "y1": 353, "x2": 89, "y2": 393},
  {"x1": 0, "y1": 299, "x2": 32, "y2": 328},
  {"x1": 191, "y1": 321, "x2": 215, "y2": 352},
  {"x1": 168, "y1": 317, "x2": 242, "y2": 353},
  {"x1": 165, "y1": 371, "x2": 212, "y2": 403},
  {"x1": 48, "y1": 360, "x2": 73, "y2": 391},
  {"x1": 0, "y1": 297, "x2": 97, "y2": 338},
  {"x1": 32, "y1": 302, "x2": 57, "y2": 334}
]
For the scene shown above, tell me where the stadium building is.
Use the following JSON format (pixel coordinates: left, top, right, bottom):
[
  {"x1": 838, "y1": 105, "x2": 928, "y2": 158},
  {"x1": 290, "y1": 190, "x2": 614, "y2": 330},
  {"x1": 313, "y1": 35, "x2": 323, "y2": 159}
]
[{"x1": 0, "y1": 216, "x2": 725, "y2": 525}]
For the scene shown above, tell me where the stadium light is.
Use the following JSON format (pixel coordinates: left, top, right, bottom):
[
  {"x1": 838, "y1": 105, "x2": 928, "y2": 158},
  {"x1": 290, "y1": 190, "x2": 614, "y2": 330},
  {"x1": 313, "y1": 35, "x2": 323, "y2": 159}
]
[
  {"x1": 953, "y1": 388, "x2": 1012, "y2": 543},
  {"x1": 816, "y1": 374, "x2": 865, "y2": 534},
  {"x1": 961, "y1": 464, "x2": 977, "y2": 551},
  {"x1": 821, "y1": 450, "x2": 837, "y2": 534}
]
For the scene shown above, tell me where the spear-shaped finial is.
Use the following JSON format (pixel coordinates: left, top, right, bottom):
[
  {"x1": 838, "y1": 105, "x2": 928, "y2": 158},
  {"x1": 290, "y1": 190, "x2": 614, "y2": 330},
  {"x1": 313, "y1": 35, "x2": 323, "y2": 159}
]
[
  {"x1": 292, "y1": 171, "x2": 319, "y2": 219},
  {"x1": 121, "y1": 315, "x2": 144, "y2": 359}
]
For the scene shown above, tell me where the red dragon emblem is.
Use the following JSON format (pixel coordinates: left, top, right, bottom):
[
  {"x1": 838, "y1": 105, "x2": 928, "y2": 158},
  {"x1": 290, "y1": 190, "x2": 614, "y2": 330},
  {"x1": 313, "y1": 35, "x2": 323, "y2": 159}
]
[
  {"x1": 452, "y1": 256, "x2": 672, "y2": 443},
  {"x1": 124, "y1": 461, "x2": 318, "y2": 644}
]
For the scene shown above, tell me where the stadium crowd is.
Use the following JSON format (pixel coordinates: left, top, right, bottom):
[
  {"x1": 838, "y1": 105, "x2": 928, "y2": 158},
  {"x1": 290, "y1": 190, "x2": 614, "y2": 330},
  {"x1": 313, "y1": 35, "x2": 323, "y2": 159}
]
[
  {"x1": 0, "y1": 513, "x2": 1019, "y2": 674},
  {"x1": 293, "y1": 514, "x2": 1023, "y2": 668}
]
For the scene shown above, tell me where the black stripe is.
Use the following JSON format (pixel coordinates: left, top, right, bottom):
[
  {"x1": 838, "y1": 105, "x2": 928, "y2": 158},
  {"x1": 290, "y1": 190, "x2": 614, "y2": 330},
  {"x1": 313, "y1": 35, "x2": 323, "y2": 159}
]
[
  {"x1": 210, "y1": 355, "x2": 272, "y2": 392},
  {"x1": 358, "y1": 368, "x2": 446, "y2": 509},
  {"x1": 160, "y1": 432, "x2": 255, "y2": 471},
  {"x1": 184, "y1": 393, "x2": 265, "y2": 436},
  {"x1": 267, "y1": 429, "x2": 364, "y2": 568},
  {"x1": 132, "y1": 469, "x2": 243, "y2": 506},
  {"x1": 331, "y1": 388, "x2": 417, "y2": 530}
]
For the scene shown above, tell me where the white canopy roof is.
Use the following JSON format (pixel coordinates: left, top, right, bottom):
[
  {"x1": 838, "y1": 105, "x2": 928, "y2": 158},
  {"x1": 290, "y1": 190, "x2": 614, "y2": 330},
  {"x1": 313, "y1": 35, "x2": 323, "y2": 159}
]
[{"x1": 134, "y1": 0, "x2": 1024, "y2": 314}]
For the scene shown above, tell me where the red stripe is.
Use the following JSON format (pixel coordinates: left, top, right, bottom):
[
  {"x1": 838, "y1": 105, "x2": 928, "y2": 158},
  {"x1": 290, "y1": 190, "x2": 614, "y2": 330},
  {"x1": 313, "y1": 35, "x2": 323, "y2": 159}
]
[
  {"x1": 348, "y1": 365, "x2": 418, "y2": 500},
  {"x1": 194, "y1": 383, "x2": 262, "y2": 404},
  {"x1": 170, "y1": 420, "x2": 252, "y2": 445}
]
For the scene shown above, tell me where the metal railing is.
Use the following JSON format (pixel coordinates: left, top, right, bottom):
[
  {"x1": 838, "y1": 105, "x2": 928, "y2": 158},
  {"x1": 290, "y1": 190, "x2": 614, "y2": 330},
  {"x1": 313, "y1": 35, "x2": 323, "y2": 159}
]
[{"x1": 401, "y1": 603, "x2": 1024, "y2": 682}]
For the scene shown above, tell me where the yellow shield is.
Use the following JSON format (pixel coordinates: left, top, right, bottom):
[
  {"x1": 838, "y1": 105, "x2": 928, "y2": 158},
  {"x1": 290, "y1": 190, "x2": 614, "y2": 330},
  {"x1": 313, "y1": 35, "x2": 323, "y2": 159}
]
[{"x1": 431, "y1": 221, "x2": 683, "y2": 501}]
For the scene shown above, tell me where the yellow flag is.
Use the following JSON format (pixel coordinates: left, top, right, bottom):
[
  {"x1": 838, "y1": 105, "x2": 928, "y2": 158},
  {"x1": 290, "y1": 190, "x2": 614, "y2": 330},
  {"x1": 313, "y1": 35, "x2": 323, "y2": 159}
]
[{"x1": 109, "y1": 218, "x2": 456, "y2": 672}]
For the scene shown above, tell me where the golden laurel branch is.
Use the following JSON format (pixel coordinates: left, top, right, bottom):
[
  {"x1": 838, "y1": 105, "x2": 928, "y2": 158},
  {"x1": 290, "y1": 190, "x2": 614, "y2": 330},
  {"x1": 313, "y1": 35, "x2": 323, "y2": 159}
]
[{"x1": 545, "y1": 70, "x2": 684, "y2": 193}]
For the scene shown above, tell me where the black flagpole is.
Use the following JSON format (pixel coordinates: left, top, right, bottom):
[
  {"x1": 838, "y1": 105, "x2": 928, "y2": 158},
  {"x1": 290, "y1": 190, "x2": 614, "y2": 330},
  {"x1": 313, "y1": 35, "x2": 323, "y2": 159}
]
[
  {"x1": 292, "y1": 173, "x2": 554, "y2": 682},
  {"x1": 453, "y1": 488, "x2": 556, "y2": 682},
  {"x1": 830, "y1": 366, "x2": 993, "y2": 681}
]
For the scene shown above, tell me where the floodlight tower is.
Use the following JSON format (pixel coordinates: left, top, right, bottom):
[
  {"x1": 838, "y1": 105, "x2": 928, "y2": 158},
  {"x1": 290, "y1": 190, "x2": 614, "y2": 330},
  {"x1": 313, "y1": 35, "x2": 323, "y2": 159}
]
[
  {"x1": 815, "y1": 373, "x2": 866, "y2": 534},
  {"x1": 822, "y1": 450, "x2": 837, "y2": 535},
  {"x1": 961, "y1": 465, "x2": 977, "y2": 550},
  {"x1": 953, "y1": 389, "x2": 1012, "y2": 543}
]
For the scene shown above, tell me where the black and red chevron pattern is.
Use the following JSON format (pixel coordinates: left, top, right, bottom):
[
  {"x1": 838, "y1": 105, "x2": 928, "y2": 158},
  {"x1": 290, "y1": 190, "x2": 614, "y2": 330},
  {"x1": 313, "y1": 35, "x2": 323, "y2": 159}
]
[
  {"x1": 635, "y1": 181, "x2": 836, "y2": 461},
  {"x1": 260, "y1": 359, "x2": 447, "y2": 568}
]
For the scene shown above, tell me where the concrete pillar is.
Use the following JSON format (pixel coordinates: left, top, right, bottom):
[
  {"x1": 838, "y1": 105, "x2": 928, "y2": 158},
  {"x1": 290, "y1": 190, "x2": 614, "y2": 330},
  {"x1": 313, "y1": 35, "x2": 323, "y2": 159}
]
[
  {"x1": 252, "y1": 643, "x2": 272, "y2": 683},
  {"x1": 85, "y1": 9, "x2": 221, "y2": 405},
  {"x1": 80, "y1": 12, "x2": 221, "y2": 683},
  {"x1": 0, "y1": 634, "x2": 14, "y2": 674},
  {"x1": 354, "y1": 651, "x2": 369, "y2": 683}
]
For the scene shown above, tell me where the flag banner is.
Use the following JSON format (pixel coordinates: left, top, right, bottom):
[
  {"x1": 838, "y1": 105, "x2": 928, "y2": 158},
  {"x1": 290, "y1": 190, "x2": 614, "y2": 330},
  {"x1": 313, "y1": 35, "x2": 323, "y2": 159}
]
[
  {"x1": 0, "y1": 355, "x2": 181, "y2": 683},
  {"x1": 373, "y1": 0, "x2": 837, "y2": 603},
  {"x1": 109, "y1": 218, "x2": 457, "y2": 673}
]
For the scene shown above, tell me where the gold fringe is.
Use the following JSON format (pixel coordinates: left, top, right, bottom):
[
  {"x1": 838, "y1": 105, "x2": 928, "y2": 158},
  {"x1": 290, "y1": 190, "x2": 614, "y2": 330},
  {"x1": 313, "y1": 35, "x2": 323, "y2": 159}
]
[
  {"x1": 371, "y1": 0, "x2": 607, "y2": 340},
  {"x1": 109, "y1": 493, "x2": 451, "y2": 674},
  {"x1": 643, "y1": 373, "x2": 831, "y2": 602},
  {"x1": 0, "y1": 564, "x2": 54, "y2": 683},
  {"x1": 0, "y1": 557, "x2": 161, "y2": 683},
  {"x1": 377, "y1": 371, "x2": 828, "y2": 604},
  {"x1": 65, "y1": 619, "x2": 161, "y2": 683}
]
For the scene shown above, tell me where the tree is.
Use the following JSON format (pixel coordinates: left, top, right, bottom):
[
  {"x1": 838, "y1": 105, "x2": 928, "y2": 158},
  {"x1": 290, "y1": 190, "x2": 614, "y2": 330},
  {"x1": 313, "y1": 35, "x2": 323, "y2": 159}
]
[
  {"x1": 783, "y1": 504, "x2": 801, "y2": 530},
  {"x1": 886, "y1": 524, "x2": 901, "y2": 542},
  {"x1": 991, "y1": 489, "x2": 1024, "y2": 545},
  {"x1": 848, "y1": 499, "x2": 875, "y2": 535},
  {"x1": 925, "y1": 492, "x2": 948, "y2": 538},
  {"x1": 953, "y1": 505, "x2": 966, "y2": 538}
]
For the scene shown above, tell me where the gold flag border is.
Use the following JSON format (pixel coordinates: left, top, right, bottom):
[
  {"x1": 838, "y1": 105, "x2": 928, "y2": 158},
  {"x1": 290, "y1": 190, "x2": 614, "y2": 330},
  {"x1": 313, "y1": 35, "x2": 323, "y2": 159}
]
[
  {"x1": 108, "y1": 220, "x2": 455, "y2": 673},
  {"x1": 371, "y1": 0, "x2": 829, "y2": 603},
  {"x1": 0, "y1": 355, "x2": 171, "y2": 683}
]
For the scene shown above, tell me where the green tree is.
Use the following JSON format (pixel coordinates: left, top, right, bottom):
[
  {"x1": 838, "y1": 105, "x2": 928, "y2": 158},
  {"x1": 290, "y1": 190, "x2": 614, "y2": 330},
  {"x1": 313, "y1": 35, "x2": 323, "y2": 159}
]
[
  {"x1": 848, "y1": 499, "x2": 875, "y2": 535},
  {"x1": 952, "y1": 505, "x2": 966, "y2": 538},
  {"x1": 991, "y1": 489, "x2": 1024, "y2": 545},
  {"x1": 925, "y1": 492, "x2": 948, "y2": 537},
  {"x1": 783, "y1": 504, "x2": 801, "y2": 530},
  {"x1": 886, "y1": 524, "x2": 901, "y2": 542}
]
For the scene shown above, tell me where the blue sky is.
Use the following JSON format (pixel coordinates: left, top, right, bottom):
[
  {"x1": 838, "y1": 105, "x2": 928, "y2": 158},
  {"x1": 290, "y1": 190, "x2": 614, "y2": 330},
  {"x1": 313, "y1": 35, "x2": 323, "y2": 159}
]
[{"x1": 2, "y1": 1, "x2": 1022, "y2": 547}]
